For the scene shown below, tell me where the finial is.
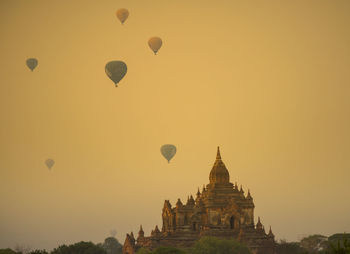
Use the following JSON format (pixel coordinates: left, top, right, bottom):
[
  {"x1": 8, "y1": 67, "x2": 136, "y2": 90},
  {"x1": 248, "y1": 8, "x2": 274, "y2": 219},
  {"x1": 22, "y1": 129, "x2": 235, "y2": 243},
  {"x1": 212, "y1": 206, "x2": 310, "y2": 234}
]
[
  {"x1": 216, "y1": 146, "x2": 221, "y2": 160},
  {"x1": 176, "y1": 198, "x2": 183, "y2": 207},
  {"x1": 247, "y1": 189, "x2": 252, "y2": 199},
  {"x1": 155, "y1": 225, "x2": 160, "y2": 233},
  {"x1": 138, "y1": 225, "x2": 144, "y2": 237}
]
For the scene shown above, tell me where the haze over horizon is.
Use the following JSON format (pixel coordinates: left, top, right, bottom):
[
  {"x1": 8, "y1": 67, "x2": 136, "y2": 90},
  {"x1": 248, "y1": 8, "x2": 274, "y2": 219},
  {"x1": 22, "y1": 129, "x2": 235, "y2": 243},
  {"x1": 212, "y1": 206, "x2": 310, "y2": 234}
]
[{"x1": 1, "y1": 0, "x2": 349, "y2": 251}]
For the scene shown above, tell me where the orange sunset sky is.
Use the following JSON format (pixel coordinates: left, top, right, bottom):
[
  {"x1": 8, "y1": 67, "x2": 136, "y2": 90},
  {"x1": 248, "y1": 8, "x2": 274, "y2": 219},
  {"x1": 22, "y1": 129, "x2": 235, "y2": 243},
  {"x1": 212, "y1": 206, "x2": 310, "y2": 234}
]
[{"x1": 0, "y1": 0, "x2": 349, "y2": 251}]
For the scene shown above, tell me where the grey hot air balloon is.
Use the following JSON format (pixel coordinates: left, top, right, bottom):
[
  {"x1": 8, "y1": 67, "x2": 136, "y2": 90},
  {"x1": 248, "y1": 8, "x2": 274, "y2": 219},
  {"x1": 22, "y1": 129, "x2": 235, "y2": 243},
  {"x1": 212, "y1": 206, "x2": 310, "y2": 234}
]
[
  {"x1": 45, "y1": 159, "x2": 55, "y2": 170},
  {"x1": 26, "y1": 58, "x2": 38, "y2": 71},
  {"x1": 105, "y1": 61, "x2": 127, "y2": 87},
  {"x1": 160, "y1": 144, "x2": 177, "y2": 163}
]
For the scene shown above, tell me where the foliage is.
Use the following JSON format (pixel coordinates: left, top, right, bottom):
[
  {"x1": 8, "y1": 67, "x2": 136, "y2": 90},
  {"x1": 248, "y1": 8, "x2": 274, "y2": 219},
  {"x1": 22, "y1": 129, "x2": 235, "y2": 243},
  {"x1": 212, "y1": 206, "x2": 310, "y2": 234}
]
[
  {"x1": 0, "y1": 249, "x2": 18, "y2": 254},
  {"x1": 102, "y1": 237, "x2": 123, "y2": 254},
  {"x1": 152, "y1": 246, "x2": 188, "y2": 254},
  {"x1": 327, "y1": 237, "x2": 350, "y2": 254},
  {"x1": 300, "y1": 235, "x2": 328, "y2": 253},
  {"x1": 136, "y1": 248, "x2": 151, "y2": 254},
  {"x1": 28, "y1": 251, "x2": 48, "y2": 254},
  {"x1": 50, "y1": 241, "x2": 106, "y2": 254},
  {"x1": 191, "y1": 236, "x2": 251, "y2": 254},
  {"x1": 276, "y1": 240, "x2": 306, "y2": 254},
  {"x1": 328, "y1": 234, "x2": 350, "y2": 247},
  {"x1": 136, "y1": 247, "x2": 187, "y2": 254}
]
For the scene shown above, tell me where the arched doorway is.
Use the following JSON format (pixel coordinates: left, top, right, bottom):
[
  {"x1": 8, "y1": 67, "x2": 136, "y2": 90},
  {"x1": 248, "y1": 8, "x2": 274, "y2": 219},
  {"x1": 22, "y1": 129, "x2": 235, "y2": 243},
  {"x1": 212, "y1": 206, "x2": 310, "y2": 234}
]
[
  {"x1": 193, "y1": 222, "x2": 196, "y2": 231},
  {"x1": 230, "y1": 216, "x2": 235, "y2": 229}
]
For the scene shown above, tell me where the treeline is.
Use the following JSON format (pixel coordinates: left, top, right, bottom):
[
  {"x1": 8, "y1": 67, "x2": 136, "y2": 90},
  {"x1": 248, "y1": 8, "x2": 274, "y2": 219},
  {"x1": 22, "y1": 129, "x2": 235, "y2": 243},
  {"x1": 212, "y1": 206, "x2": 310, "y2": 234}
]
[
  {"x1": 276, "y1": 233, "x2": 350, "y2": 254},
  {"x1": 1, "y1": 233, "x2": 349, "y2": 254},
  {"x1": 134, "y1": 235, "x2": 350, "y2": 254},
  {"x1": 135, "y1": 237, "x2": 252, "y2": 254},
  {"x1": 0, "y1": 236, "x2": 122, "y2": 254}
]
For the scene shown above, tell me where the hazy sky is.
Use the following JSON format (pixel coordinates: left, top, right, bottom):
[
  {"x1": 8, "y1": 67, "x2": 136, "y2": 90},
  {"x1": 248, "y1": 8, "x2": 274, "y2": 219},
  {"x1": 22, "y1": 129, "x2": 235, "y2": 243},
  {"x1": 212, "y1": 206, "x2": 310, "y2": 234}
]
[{"x1": 1, "y1": 0, "x2": 349, "y2": 251}]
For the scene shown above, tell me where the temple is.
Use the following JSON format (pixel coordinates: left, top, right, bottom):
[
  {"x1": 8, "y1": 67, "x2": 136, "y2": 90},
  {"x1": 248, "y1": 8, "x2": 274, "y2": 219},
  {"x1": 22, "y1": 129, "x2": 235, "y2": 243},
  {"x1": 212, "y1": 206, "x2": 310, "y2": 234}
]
[{"x1": 123, "y1": 147, "x2": 276, "y2": 254}]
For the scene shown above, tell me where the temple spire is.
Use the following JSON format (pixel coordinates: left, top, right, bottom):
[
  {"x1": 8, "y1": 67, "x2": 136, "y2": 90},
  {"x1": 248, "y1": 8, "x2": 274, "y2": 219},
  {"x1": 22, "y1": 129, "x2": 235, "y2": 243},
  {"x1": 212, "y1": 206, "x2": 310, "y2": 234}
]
[
  {"x1": 216, "y1": 146, "x2": 221, "y2": 160},
  {"x1": 138, "y1": 225, "x2": 144, "y2": 238},
  {"x1": 210, "y1": 146, "x2": 230, "y2": 184},
  {"x1": 268, "y1": 226, "x2": 275, "y2": 238}
]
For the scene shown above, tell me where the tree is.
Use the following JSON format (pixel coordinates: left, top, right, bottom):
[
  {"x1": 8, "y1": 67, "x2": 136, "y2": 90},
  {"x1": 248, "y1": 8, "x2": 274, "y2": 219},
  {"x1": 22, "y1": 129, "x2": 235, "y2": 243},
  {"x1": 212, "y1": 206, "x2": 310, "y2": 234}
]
[
  {"x1": 102, "y1": 237, "x2": 123, "y2": 254},
  {"x1": 191, "y1": 236, "x2": 251, "y2": 254},
  {"x1": 327, "y1": 236, "x2": 350, "y2": 254},
  {"x1": 135, "y1": 246, "x2": 187, "y2": 254},
  {"x1": 136, "y1": 248, "x2": 151, "y2": 254},
  {"x1": 51, "y1": 241, "x2": 106, "y2": 254},
  {"x1": 275, "y1": 240, "x2": 306, "y2": 254},
  {"x1": 0, "y1": 249, "x2": 18, "y2": 254},
  {"x1": 152, "y1": 246, "x2": 188, "y2": 254},
  {"x1": 300, "y1": 235, "x2": 328, "y2": 253},
  {"x1": 28, "y1": 251, "x2": 48, "y2": 254}
]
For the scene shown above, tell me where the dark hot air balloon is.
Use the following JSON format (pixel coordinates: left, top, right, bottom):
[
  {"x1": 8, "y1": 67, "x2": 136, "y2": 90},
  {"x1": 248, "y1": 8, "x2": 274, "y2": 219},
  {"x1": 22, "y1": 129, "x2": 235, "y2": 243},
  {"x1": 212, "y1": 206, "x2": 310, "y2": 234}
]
[
  {"x1": 160, "y1": 144, "x2": 176, "y2": 163},
  {"x1": 26, "y1": 58, "x2": 38, "y2": 71},
  {"x1": 105, "y1": 61, "x2": 127, "y2": 87},
  {"x1": 116, "y1": 9, "x2": 129, "y2": 24}
]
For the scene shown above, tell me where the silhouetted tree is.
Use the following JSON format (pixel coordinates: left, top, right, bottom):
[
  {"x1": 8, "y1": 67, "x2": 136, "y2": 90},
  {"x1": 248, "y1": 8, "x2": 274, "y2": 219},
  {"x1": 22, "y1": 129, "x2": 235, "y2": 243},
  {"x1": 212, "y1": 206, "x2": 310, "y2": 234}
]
[
  {"x1": 327, "y1": 237, "x2": 350, "y2": 254},
  {"x1": 191, "y1": 236, "x2": 251, "y2": 254},
  {"x1": 28, "y1": 251, "x2": 48, "y2": 254},
  {"x1": 51, "y1": 241, "x2": 106, "y2": 254},
  {"x1": 300, "y1": 235, "x2": 328, "y2": 253},
  {"x1": 0, "y1": 249, "x2": 17, "y2": 254},
  {"x1": 102, "y1": 237, "x2": 122, "y2": 254},
  {"x1": 136, "y1": 248, "x2": 151, "y2": 254},
  {"x1": 152, "y1": 246, "x2": 188, "y2": 254},
  {"x1": 276, "y1": 240, "x2": 306, "y2": 254},
  {"x1": 135, "y1": 246, "x2": 187, "y2": 254}
]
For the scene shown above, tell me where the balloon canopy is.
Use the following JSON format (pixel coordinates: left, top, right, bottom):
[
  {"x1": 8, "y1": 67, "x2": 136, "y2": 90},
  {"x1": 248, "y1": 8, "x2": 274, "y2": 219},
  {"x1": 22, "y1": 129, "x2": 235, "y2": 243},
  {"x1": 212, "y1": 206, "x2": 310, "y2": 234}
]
[
  {"x1": 148, "y1": 37, "x2": 163, "y2": 55},
  {"x1": 116, "y1": 8, "x2": 129, "y2": 24},
  {"x1": 105, "y1": 61, "x2": 127, "y2": 87},
  {"x1": 45, "y1": 159, "x2": 55, "y2": 169},
  {"x1": 160, "y1": 144, "x2": 177, "y2": 163},
  {"x1": 26, "y1": 58, "x2": 38, "y2": 71}
]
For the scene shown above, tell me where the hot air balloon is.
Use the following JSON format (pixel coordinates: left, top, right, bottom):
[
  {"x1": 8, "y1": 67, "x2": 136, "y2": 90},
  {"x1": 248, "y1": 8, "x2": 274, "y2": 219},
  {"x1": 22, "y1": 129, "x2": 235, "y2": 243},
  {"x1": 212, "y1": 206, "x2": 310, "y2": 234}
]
[
  {"x1": 116, "y1": 8, "x2": 129, "y2": 24},
  {"x1": 160, "y1": 144, "x2": 176, "y2": 163},
  {"x1": 26, "y1": 58, "x2": 38, "y2": 71},
  {"x1": 105, "y1": 61, "x2": 127, "y2": 87},
  {"x1": 148, "y1": 37, "x2": 162, "y2": 55},
  {"x1": 45, "y1": 159, "x2": 55, "y2": 170}
]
